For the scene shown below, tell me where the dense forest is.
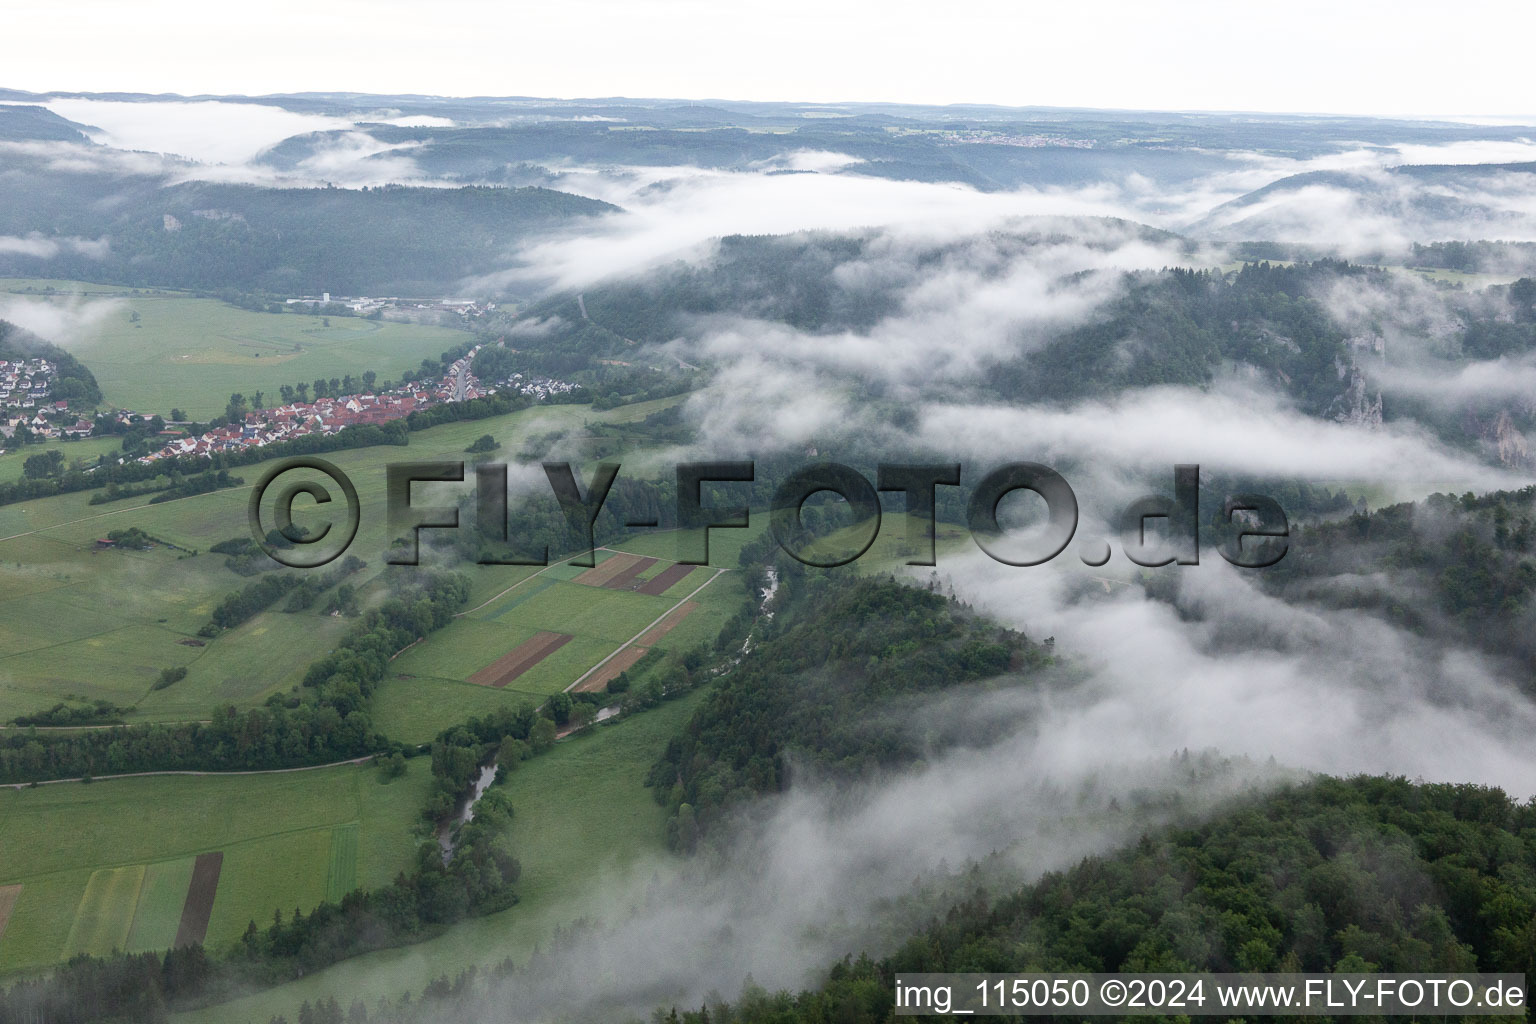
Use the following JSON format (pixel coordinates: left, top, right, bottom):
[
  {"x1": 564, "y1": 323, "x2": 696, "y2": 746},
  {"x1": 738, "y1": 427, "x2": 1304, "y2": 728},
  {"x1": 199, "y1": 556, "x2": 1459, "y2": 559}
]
[
  {"x1": 506, "y1": 228, "x2": 1184, "y2": 354},
  {"x1": 646, "y1": 569, "x2": 1053, "y2": 850},
  {"x1": 1010, "y1": 262, "x2": 1362, "y2": 411},
  {"x1": 0, "y1": 104, "x2": 90, "y2": 143},
  {"x1": 0, "y1": 174, "x2": 614, "y2": 294}
]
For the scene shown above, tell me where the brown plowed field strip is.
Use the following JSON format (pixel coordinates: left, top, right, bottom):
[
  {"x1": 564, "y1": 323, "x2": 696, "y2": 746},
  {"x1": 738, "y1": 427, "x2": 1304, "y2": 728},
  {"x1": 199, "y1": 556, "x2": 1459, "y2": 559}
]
[
  {"x1": 572, "y1": 552, "x2": 650, "y2": 587},
  {"x1": 468, "y1": 631, "x2": 574, "y2": 688},
  {"x1": 635, "y1": 563, "x2": 694, "y2": 596},
  {"x1": 0, "y1": 885, "x2": 20, "y2": 942},
  {"x1": 173, "y1": 852, "x2": 222, "y2": 948},
  {"x1": 601, "y1": 556, "x2": 659, "y2": 590},
  {"x1": 636, "y1": 602, "x2": 699, "y2": 646},
  {"x1": 573, "y1": 645, "x2": 650, "y2": 692}
]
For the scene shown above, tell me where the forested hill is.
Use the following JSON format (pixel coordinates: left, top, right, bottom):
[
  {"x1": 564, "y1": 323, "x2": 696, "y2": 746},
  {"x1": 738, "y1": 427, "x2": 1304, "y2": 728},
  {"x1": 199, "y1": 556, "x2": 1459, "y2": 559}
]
[
  {"x1": 647, "y1": 569, "x2": 1054, "y2": 851},
  {"x1": 738, "y1": 776, "x2": 1536, "y2": 1017},
  {"x1": 517, "y1": 225, "x2": 1185, "y2": 347},
  {"x1": 0, "y1": 104, "x2": 91, "y2": 143},
  {"x1": 83, "y1": 183, "x2": 614, "y2": 295},
  {"x1": 0, "y1": 179, "x2": 616, "y2": 294},
  {"x1": 1269, "y1": 487, "x2": 1536, "y2": 673},
  {"x1": 505, "y1": 242, "x2": 1536, "y2": 443},
  {"x1": 1214, "y1": 161, "x2": 1536, "y2": 216},
  {"x1": 1011, "y1": 261, "x2": 1533, "y2": 423},
  {"x1": 946, "y1": 774, "x2": 1534, "y2": 973},
  {"x1": 0, "y1": 319, "x2": 102, "y2": 406}
]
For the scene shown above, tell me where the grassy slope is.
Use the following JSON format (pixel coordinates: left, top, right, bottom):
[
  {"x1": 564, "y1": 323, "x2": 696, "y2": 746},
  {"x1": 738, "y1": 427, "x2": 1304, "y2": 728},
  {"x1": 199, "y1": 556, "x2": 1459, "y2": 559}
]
[
  {"x1": 0, "y1": 363, "x2": 729, "y2": 990},
  {"x1": 0, "y1": 397, "x2": 686, "y2": 724},
  {"x1": 174, "y1": 687, "x2": 707, "y2": 1024},
  {"x1": 0, "y1": 759, "x2": 431, "y2": 972}
]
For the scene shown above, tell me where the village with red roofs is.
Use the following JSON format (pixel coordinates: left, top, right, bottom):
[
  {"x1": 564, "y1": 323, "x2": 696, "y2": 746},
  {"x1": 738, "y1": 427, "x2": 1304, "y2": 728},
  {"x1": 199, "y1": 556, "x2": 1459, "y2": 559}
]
[{"x1": 141, "y1": 344, "x2": 579, "y2": 463}]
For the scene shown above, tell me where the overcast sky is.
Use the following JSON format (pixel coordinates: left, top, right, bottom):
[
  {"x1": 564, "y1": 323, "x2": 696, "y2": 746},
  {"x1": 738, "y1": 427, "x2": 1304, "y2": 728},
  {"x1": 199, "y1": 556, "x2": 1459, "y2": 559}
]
[{"x1": 4, "y1": 0, "x2": 1533, "y2": 119}]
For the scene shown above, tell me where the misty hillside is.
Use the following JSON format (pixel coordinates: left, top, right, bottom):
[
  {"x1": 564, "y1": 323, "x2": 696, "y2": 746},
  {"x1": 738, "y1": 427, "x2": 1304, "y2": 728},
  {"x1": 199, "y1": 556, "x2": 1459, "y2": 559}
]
[
  {"x1": 1266, "y1": 487, "x2": 1536, "y2": 672},
  {"x1": 0, "y1": 104, "x2": 91, "y2": 142},
  {"x1": 266, "y1": 121, "x2": 1249, "y2": 191},
  {"x1": 1199, "y1": 161, "x2": 1536, "y2": 242},
  {"x1": 0, "y1": 180, "x2": 615, "y2": 294},
  {"x1": 1220, "y1": 161, "x2": 1536, "y2": 208},
  {"x1": 513, "y1": 222, "x2": 1186, "y2": 345},
  {"x1": 647, "y1": 571, "x2": 1049, "y2": 850},
  {"x1": 500, "y1": 240, "x2": 1536, "y2": 464}
]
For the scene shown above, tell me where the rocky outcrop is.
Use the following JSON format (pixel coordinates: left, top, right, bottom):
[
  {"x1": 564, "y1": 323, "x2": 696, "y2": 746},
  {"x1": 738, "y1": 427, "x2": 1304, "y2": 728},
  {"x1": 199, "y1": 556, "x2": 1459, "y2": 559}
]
[
  {"x1": 1329, "y1": 359, "x2": 1384, "y2": 427},
  {"x1": 1489, "y1": 409, "x2": 1532, "y2": 468}
]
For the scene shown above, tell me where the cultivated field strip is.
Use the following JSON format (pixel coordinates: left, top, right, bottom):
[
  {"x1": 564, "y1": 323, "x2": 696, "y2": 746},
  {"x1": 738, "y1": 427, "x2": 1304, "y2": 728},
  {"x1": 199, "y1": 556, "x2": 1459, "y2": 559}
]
[
  {"x1": 634, "y1": 563, "x2": 696, "y2": 596},
  {"x1": 125, "y1": 857, "x2": 196, "y2": 953},
  {"x1": 466, "y1": 631, "x2": 575, "y2": 688},
  {"x1": 324, "y1": 824, "x2": 360, "y2": 903},
  {"x1": 0, "y1": 885, "x2": 19, "y2": 944},
  {"x1": 173, "y1": 852, "x2": 223, "y2": 948},
  {"x1": 636, "y1": 601, "x2": 699, "y2": 646},
  {"x1": 64, "y1": 865, "x2": 145, "y2": 957},
  {"x1": 563, "y1": 569, "x2": 726, "y2": 693},
  {"x1": 571, "y1": 552, "x2": 653, "y2": 588},
  {"x1": 484, "y1": 577, "x2": 557, "y2": 619},
  {"x1": 572, "y1": 645, "x2": 651, "y2": 693},
  {"x1": 599, "y1": 557, "x2": 659, "y2": 590}
]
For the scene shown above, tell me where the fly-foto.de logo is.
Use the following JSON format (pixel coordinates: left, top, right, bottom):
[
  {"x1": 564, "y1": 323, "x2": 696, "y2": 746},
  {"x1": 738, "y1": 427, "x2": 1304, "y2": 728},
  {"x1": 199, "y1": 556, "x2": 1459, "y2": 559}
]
[{"x1": 248, "y1": 459, "x2": 1289, "y2": 571}]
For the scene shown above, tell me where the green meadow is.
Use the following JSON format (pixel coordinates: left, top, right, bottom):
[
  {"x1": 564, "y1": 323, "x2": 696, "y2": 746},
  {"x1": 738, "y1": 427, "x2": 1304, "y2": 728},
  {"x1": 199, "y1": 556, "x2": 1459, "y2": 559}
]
[
  {"x1": 0, "y1": 436, "x2": 123, "y2": 483},
  {"x1": 174, "y1": 687, "x2": 707, "y2": 1024},
  {"x1": 0, "y1": 759, "x2": 432, "y2": 972},
  {"x1": 0, "y1": 320, "x2": 732, "y2": 1012},
  {"x1": 1, "y1": 284, "x2": 469, "y2": 419},
  {"x1": 0, "y1": 397, "x2": 680, "y2": 725}
]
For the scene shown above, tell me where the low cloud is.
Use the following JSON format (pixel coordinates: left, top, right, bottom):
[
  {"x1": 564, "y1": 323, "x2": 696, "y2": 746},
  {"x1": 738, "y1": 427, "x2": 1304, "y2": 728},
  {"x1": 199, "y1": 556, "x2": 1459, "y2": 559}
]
[
  {"x1": 919, "y1": 382, "x2": 1522, "y2": 500},
  {"x1": 0, "y1": 295, "x2": 123, "y2": 347},
  {"x1": 942, "y1": 552, "x2": 1536, "y2": 795},
  {"x1": 44, "y1": 97, "x2": 354, "y2": 164},
  {"x1": 1378, "y1": 354, "x2": 1536, "y2": 410},
  {"x1": 0, "y1": 233, "x2": 109, "y2": 260},
  {"x1": 488, "y1": 169, "x2": 1149, "y2": 292}
]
